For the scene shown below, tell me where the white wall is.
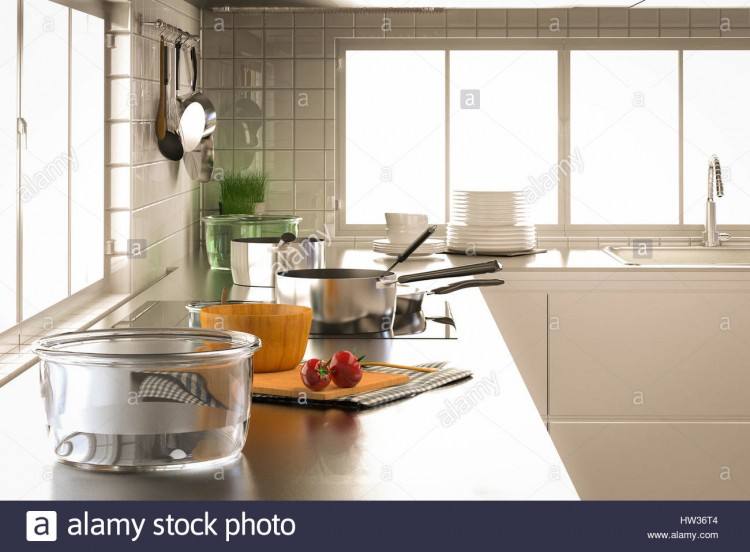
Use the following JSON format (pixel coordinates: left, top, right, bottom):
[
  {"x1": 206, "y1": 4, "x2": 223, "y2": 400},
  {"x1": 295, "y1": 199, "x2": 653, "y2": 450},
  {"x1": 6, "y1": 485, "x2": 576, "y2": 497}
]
[
  {"x1": 107, "y1": 0, "x2": 201, "y2": 293},
  {"x1": 200, "y1": 6, "x2": 750, "y2": 239}
]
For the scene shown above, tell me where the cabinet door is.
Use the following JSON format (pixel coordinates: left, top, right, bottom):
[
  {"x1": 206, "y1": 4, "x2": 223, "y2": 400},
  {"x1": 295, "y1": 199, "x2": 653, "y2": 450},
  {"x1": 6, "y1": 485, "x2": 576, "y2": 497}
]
[
  {"x1": 481, "y1": 289, "x2": 547, "y2": 417},
  {"x1": 551, "y1": 422, "x2": 750, "y2": 499},
  {"x1": 549, "y1": 291, "x2": 750, "y2": 417}
]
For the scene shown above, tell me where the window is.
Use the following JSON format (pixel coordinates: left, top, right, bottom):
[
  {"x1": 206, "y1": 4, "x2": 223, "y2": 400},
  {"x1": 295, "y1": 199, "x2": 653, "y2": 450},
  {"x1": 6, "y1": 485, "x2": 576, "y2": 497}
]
[
  {"x1": 1, "y1": 0, "x2": 104, "y2": 332},
  {"x1": 450, "y1": 51, "x2": 558, "y2": 224},
  {"x1": 0, "y1": 2, "x2": 18, "y2": 332},
  {"x1": 683, "y1": 51, "x2": 750, "y2": 224},
  {"x1": 345, "y1": 50, "x2": 445, "y2": 224},
  {"x1": 338, "y1": 39, "x2": 750, "y2": 236},
  {"x1": 570, "y1": 51, "x2": 679, "y2": 224}
]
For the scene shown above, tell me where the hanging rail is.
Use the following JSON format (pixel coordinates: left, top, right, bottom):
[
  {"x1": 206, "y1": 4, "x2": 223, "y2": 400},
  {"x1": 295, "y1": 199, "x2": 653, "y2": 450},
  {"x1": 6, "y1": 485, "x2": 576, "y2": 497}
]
[
  {"x1": 211, "y1": 7, "x2": 443, "y2": 14},
  {"x1": 142, "y1": 18, "x2": 199, "y2": 47}
]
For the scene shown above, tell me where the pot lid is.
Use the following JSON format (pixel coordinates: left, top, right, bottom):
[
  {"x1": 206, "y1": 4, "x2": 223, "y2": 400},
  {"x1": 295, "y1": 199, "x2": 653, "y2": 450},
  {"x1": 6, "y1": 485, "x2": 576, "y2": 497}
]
[{"x1": 33, "y1": 328, "x2": 261, "y2": 365}]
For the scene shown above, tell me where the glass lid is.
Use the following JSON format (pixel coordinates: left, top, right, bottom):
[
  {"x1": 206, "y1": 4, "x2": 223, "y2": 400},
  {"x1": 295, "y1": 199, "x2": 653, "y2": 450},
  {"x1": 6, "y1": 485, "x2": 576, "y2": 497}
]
[
  {"x1": 201, "y1": 214, "x2": 302, "y2": 223},
  {"x1": 33, "y1": 328, "x2": 260, "y2": 364}
]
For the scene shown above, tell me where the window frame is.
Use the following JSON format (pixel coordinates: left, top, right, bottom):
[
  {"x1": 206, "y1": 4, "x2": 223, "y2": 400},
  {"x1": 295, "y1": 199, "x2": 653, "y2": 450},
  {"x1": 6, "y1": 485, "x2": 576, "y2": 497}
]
[
  {"x1": 5, "y1": 0, "x2": 107, "y2": 332},
  {"x1": 335, "y1": 37, "x2": 750, "y2": 238}
]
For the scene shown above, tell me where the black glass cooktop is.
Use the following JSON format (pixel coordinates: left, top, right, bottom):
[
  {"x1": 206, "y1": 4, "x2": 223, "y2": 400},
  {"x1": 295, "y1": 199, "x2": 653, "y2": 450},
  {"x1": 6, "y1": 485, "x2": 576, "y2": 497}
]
[{"x1": 114, "y1": 300, "x2": 457, "y2": 340}]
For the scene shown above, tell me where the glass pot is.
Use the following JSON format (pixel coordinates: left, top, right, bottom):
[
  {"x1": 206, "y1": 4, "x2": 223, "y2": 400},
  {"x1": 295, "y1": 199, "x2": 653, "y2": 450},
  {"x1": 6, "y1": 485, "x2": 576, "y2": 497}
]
[
  {"x1": 202, "y1": 214, "x2": 302, "y2": 270},
  {"x1": 33, "y1": 328, "x2": 261, "y2": 472}
]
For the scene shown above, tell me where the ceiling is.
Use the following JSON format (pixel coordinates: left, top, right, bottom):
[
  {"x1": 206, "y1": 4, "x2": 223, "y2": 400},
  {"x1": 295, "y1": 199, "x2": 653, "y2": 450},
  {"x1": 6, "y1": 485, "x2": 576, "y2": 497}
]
[{"x1": 187, "y1": 1, "x2": 750, "y2": 8}]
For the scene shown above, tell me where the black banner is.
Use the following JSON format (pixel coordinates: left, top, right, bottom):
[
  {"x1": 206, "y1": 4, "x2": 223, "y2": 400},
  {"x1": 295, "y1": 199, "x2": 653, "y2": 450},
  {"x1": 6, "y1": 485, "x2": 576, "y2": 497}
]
[{"x1": 5, "y1": 501, "x2": 748, "y2": 550}]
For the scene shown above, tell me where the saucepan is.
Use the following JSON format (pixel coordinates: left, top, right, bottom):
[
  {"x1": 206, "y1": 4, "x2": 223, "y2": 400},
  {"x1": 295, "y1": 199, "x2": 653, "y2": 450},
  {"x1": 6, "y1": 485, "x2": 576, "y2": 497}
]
[{"x1": 275, "y1": 227, "x2": 502, "y2": 334}]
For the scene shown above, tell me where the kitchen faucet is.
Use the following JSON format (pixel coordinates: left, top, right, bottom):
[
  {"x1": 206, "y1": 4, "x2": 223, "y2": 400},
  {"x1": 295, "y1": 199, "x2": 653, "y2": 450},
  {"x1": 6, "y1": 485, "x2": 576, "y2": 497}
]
[{"x1": 704, "y1": 154, "x2": 728, "y2": 247}]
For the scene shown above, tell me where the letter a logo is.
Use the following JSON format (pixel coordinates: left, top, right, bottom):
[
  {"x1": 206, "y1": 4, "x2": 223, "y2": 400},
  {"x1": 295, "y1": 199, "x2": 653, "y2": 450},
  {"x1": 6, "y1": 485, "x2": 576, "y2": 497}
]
[{"x1": 26, "y1": 511, "x2": 57, "y2": 541}]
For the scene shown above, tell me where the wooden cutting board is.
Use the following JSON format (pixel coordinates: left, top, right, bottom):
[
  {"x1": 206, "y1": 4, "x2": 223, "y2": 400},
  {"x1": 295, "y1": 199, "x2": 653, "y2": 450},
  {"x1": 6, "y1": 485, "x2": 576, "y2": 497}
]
[{"x1": 253, "y1": 369, "x2": 409, "y2": 400}]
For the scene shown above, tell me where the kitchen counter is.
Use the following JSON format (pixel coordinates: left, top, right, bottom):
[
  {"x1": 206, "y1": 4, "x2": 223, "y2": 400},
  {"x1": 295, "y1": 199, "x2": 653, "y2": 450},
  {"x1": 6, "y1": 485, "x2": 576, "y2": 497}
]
[{"x1": 0, "y1": 247, "x2": 577, "y2": 500}]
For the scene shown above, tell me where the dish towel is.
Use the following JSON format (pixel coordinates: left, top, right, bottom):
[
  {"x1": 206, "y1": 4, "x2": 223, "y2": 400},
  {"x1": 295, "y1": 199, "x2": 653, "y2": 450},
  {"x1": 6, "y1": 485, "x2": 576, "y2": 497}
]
[
  {"x1": 136, "y1": 372, "x2": 225, "y2": 409},
  {"x1": 252, "y1": 361, "x2": 472, "y2": 410}
]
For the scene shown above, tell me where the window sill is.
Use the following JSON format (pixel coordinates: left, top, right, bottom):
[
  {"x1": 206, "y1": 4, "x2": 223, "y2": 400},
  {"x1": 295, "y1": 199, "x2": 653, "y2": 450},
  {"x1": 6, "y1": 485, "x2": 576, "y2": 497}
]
[{"x1": 0, "y1": 293, "x2": 131, "y2": 387}]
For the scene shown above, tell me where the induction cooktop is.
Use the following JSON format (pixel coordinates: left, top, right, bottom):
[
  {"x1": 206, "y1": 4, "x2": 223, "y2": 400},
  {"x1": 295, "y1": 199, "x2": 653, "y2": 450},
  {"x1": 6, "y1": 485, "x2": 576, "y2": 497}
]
[{"x1": 114, "y1": 300, "x2": 457, "y2": 340}]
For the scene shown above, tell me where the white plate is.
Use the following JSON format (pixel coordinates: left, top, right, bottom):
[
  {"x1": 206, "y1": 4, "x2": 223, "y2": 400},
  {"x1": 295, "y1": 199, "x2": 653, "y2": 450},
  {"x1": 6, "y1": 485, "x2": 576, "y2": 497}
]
[
  {"x1": 452, "y1": 197, "x2": 528, "y2": 203},
  {"x1": 448, "y1": 245, "x2": 535, "y2": 254},
  {"x1": 451, "y1": 197, "x2": 529, "y2": 207},
  {"x1": 451, "y1": 190, "x2": 526, "y2": 199},
  {"x1": 448, "y1": 237, "x2": 535, "y2": 246},
  {"x1": 448, "y1": 232, "x2": 536, "y2": 241},
  {"x1": 451, "y1": 216, "x2": 532, "y2": 224},
  {"x1": 448, "y1": 235, "x2": 536, "y2": 244},
  {"x1": 372, "y1": 238, "x2": 444, "y2": 248},
  {"x1": 448, "y1": 223, "x2": 535, "y2": 230},
  {"x1": 451, "y1": 204, "x2": 530, "y2": 212},
  {"x1": 373, "y1": 245, "x2": 444, "y2": 252},
  {"x1": 448, "y1": 226, "x2": 536, "y2": 235},
  {"x1": 448, "y1": 234, "x2": 536, "y2": 242},
  {"x1": 373, "y1": 247, "x2": 443, "y2": 257},
  {"x1": 448, "y1": 230, "x2": 536, "y2": 238},
  {"x1": 451, "y1": 205, "x2": 529, "y2": 213},
  {"x1": 373, "y1": 246, "x2": 444, "y2": 254},
  {"x1": 372, "y1": 238, "x2": 445, "y2": 256},
  {"x1": 449, "y1": 222, "x2": 535, "y2": 228},
  {"x1": 448, "y1": 239, "x2": 536, "y2": 247},
  {"x1": 374, "y1": 249, "x2": 440, "y2": 257}
]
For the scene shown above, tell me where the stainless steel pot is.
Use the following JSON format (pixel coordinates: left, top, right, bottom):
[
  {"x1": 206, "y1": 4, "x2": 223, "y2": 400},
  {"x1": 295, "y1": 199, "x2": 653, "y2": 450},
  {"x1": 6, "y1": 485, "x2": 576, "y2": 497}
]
[
  {"x1": 276, "y1": 261, "x2": 501, "y2": 334},
  {"x1": 231, "y1": 237, "x2": 325, "y2": 287}
]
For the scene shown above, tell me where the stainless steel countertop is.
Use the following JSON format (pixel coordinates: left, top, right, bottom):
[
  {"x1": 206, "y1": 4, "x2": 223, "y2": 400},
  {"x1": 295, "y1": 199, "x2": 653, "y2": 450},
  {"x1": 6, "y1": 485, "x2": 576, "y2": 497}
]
[{"x1": 0, "y1": 248, "x2": 577, "y2": 500}]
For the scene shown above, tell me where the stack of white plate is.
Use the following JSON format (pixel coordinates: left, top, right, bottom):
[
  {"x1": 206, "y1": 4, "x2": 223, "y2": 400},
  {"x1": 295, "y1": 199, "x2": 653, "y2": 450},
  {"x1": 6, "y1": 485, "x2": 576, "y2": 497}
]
[
  {"x1": 448, "y1": 191, "x2": 536, "y2": 254},
  {"x1": 372, "y1": 238, "x2": 445, "y2": 257}
]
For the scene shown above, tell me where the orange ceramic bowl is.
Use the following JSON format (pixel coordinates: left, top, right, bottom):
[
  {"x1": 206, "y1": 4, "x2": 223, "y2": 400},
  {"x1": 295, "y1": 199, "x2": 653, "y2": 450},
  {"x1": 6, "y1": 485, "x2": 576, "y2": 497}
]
[{"x1": 200, "y1": 303, "x2": 312, "y2": 373}]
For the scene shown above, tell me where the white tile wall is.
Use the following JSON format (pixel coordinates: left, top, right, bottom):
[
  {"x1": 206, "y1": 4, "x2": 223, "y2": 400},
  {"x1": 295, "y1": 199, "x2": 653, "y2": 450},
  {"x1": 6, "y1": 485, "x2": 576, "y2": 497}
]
[
  {"x1": 201, "y1": 7, "x2": 750, "y2": 235},
  {"x1": 106, "y1": 0, "x2": 201, "y2": 292}
]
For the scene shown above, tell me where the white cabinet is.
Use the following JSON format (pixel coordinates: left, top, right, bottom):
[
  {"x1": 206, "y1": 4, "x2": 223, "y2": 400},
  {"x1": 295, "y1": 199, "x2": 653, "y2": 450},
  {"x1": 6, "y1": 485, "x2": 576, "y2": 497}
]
[
  {"x1": 550, "y1": 421, "x2": 750, "y2": 499},
  {"x1": 480, "y1": 289, "x2": 548, "y2": 417},
  {"x1": 549, "y1": 291, "x2": 750, "y2": 418}
]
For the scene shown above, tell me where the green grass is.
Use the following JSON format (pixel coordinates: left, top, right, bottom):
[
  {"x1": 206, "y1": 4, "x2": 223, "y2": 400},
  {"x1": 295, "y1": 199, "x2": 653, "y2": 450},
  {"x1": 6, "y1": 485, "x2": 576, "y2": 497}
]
[{"x1": 219, "y1": 170, "x2": 268, "y2": 215}]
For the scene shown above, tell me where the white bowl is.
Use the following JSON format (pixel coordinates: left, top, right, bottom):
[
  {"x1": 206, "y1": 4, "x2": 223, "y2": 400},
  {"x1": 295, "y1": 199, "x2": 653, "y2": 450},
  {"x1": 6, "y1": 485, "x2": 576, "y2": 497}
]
[
  {"x1": 384, "y1": 212, "x2": 428, "y2": 228},
  {"x1": 386, "y1": 227, "x2": 429, "y2": 245}
]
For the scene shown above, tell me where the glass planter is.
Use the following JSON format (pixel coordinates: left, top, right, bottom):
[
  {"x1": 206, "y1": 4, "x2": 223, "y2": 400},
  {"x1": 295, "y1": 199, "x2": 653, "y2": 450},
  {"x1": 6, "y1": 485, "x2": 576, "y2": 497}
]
[{"x1": 202, "y1": 214, "x2": 302, "y2": 270}]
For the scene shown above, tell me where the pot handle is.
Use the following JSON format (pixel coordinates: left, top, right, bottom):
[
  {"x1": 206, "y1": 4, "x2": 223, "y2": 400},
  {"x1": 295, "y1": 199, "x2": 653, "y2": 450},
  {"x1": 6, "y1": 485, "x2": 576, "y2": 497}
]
[
  {"x1": 386, "y1": 225, "x2": 437, "y2": 272},
  {"x1": 430, "y1": 278, "x2": 504, "y2": 295},
  {"x1": 396, "y1": 260, "x2": 501, "y2": 284},
  {"x1": 190, "y1": 46, "x2": 198, "y2": 93}
]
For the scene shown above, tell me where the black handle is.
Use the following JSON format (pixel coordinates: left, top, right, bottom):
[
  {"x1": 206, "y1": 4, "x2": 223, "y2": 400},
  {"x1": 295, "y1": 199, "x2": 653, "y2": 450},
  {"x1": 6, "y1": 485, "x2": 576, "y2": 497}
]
[
  {"x1": 386, "y1": 225, "x2": 437, "y2": 271},
  {"x1": 278, "y1": 232, "x2": 296, "y2": 246},
  {"x1": 175, "y1": 41, "x2": 181, "y2": 93},
  {"x1": 190, "y1": 47, "x2": 198, "y2": 93},
  {"x1": 397, "y1": 260, "x2": 502, "y2": 284},
  {"x1": 426, "y1": 316, "x2": 456, "y2": 327},
  {"x1": 162, "y1": 41, "x2": 169, "y2": 85},
  {"x1": 430, "y1": 278, "x2": 504, "y2": 295}
]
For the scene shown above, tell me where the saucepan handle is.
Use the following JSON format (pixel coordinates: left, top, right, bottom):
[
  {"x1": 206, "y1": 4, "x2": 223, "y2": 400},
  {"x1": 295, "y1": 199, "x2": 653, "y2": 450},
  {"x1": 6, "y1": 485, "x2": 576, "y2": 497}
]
[
  {"x1": 386, "y1": 225, "x2": 437, "y2": 272},
  {"x1": 396, "y1": 260, "x2": 501, "y2": 284},
  {"x1": 430, "y1": 278, "x2": 504, "y2": 295}
]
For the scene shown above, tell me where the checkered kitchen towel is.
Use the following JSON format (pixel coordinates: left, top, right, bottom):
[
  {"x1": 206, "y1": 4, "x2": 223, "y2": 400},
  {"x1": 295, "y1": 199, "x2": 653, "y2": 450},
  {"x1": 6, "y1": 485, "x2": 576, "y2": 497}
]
[
  {"x1": 136, "y1": 372, "x2": 225, "y2": 409},
  {"x1": 252, "y1": 361, "x2": 473, "y2": 410}
]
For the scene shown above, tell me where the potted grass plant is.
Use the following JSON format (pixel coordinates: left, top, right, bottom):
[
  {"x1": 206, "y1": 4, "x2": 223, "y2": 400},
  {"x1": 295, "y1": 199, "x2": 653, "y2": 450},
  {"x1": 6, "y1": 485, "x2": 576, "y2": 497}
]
[
  {"x1": 202, "y1": 170, "x2": 301, "y2": 270},
  {"x1": 219, "y1": 170, "x2": 267, "y2": 215}
]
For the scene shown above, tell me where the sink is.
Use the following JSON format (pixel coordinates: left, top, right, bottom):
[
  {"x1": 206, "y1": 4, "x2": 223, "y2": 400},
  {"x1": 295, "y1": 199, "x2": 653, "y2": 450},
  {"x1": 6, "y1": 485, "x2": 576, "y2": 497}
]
[{"x1": 603, "y1": 245, "x2": 750, "y2": 267}]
